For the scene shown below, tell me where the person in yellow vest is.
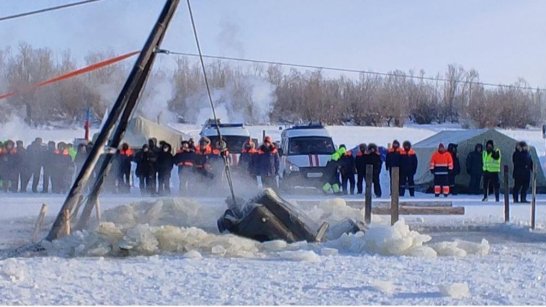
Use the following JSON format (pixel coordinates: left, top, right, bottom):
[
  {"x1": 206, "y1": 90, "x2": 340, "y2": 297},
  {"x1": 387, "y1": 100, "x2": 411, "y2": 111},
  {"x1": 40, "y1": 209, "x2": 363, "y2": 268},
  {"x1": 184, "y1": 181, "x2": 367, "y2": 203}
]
[{"x1": 482, "y1": 139, "x2": 501, "y2": 202}]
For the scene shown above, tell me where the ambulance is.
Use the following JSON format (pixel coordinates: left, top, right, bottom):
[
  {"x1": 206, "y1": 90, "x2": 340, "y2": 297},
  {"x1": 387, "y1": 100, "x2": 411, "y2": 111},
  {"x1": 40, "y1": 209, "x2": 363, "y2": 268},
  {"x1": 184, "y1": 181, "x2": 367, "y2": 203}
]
[{"x1": 279, "y1": 123, "x2": 336, "y2": 190}]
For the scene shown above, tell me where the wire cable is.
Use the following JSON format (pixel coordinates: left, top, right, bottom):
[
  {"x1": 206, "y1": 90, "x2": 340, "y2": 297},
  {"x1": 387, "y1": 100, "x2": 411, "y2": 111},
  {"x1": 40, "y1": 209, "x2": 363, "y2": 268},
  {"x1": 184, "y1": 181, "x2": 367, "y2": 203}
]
[
  {"x1": 186, "y1": 0, "x2": 238, "y2": 205},
  {"x1": 156, "y1": 49, "x2": 546, "y2": 93},
  {"x1": 0, "y1": 0, "x2": 103, "y2": 22}
]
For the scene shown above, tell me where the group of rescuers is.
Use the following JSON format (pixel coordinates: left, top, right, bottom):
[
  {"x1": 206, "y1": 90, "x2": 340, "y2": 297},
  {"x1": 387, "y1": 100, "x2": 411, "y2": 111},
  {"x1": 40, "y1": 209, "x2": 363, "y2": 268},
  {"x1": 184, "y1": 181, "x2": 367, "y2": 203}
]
[
  {"x1": 0, "y1": 136, "x2": 534, "y2": 203},
  {"x1": 321, "y1": 139, "x2": 534, "y2": 203}
]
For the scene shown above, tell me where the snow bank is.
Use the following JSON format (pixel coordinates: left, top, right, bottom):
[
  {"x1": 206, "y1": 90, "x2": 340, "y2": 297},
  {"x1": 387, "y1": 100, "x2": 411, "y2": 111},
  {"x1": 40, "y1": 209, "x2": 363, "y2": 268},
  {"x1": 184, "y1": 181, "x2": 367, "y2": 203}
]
[
  {"x1": 439, "y1": 282, "x2": 471, "y2": 299},
  {"x1": 42, "y1": 197, "x2": 489, "y2": 260}
]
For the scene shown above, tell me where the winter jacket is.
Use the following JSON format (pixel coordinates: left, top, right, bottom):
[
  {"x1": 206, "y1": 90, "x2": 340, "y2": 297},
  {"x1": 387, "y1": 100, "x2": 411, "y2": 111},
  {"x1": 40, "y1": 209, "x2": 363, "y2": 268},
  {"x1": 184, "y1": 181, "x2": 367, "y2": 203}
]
[
  {"x1": 386, "y1": 147, "x2": 403, "y2": 171},
  {"x1": 400, "y1": 148, "x2": 418, "y2": 176},
  {"x1": 483, "y1": 149, "x2": 501, "y2": 173},
  {"x1": 257, "y1": 144, "x2": 279, "y2": 177},
  {"x1": 355, "y1": 151, "x2": 366, "y2": 174},
  {"x1": 0, "y1": 148, "x2": 20, "y2": 174},
  {"x1": 26, "y1": 142, "x2": 45, "y2": 169},
  {"x1": 338, "y1": 151, "x2": 355, "y2": 176},
  {"x1": 173, "y1": 150, "x2": 196, "y2": 168},
  {"x1": 513, "y1": 150, "x2": 533, "y2": 181},
  {"x1": 466, "y1": 147, "x2": 483, "y2": 176},
  {"x1": 239, "y1": 148, "x2": 258, "y2": 176},
  {"x1": 194, "y1": 145, "x2": 213, "y2": 170},
  {"x1": 134, "y1": 150, "x2": 157, "y2": 177},
  {"x1": 156, "y1": 147, "x2": 174, "y2": 174},
  {"x1": 429, "y1": 151, "x2": 454, "y2": 175},
  {"x1": 117, "y1": 148, "x2": 134, "y2": 173}
]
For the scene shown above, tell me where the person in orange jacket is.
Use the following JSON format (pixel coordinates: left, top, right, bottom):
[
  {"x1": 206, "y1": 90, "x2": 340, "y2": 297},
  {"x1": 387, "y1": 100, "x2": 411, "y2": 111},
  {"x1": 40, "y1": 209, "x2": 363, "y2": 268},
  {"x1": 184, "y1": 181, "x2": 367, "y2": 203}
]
[{"x1": 429, "y1": 143, "x2": 454, "y2": 197}]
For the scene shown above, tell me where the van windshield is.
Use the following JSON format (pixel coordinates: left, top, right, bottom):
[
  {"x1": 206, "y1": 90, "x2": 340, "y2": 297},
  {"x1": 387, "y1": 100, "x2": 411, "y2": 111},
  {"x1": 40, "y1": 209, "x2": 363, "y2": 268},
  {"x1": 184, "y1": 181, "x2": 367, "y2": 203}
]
[
  {"x1": 288, "y1": 137, "x2": 335, "y2": 155},
  {"x1": 207, "y1": 135, "x2": 250, "y2": 154}
]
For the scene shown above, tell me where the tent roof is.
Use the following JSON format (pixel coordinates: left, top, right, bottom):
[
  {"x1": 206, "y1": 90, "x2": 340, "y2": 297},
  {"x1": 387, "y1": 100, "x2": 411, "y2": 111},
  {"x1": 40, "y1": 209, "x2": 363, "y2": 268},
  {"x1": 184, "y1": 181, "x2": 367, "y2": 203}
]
[{"x1": 414, "y1": 129, "x2": 489, "y2": 148}]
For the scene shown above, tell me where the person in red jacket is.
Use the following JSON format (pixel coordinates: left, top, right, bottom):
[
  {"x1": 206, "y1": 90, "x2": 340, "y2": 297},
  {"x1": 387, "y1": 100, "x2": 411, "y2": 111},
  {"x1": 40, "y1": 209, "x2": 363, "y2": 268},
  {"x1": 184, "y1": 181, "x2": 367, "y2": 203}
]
[
  {"x1": 173, "y1": 141, "x2": 195, "y2": 194},
  {"x1": 429, "y1": 143, "x2": 454, "y2": 197}
]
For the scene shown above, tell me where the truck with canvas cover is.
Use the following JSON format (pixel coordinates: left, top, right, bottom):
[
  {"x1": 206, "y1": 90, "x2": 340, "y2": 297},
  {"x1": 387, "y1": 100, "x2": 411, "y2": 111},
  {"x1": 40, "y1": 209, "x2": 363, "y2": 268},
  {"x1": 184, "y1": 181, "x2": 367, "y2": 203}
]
[{"x1": 279, "y1": 123, "x2": 336, "y2": 190}]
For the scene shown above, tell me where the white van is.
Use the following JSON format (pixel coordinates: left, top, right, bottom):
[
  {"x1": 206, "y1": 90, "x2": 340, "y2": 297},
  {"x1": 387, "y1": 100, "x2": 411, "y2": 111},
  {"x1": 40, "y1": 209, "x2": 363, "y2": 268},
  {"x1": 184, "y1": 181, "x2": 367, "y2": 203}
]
[
  {"x1": 279, "y1": 123, "x2": 336, "y2": 189},
  {"x1": 199, "y1": 119, "x2": 252, "y2": 165}
]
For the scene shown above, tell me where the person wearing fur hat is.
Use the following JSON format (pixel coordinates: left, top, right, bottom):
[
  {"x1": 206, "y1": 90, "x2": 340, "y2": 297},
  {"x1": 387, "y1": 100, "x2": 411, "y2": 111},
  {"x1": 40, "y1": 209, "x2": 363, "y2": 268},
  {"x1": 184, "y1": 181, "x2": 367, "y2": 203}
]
[
  {"x1": 429, "y1": 143, "x2": 454, "y2": 197},
  {"x1": 512, "y1": 141, "x2": 532, "y2": 203},
  {"x1": 482, "y1": 139, "x2": 501, "y2": 202}
]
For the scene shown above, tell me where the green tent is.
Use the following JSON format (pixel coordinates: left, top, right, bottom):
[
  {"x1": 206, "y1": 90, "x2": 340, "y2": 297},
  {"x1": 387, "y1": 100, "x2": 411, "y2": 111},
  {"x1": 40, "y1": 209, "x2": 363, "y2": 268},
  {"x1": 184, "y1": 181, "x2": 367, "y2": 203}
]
[{"x1": 413, "y1": 129, "x2": 546, "y2": 191}]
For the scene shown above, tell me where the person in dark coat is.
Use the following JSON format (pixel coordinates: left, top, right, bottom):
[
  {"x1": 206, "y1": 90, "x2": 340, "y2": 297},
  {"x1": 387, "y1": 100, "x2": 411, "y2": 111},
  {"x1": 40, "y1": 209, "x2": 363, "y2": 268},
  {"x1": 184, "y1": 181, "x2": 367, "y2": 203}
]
[
  {"x1": 135, "y1": 144, "x2": 157, "y2": 195},
  {"x1": 16, "y1": 140, "x2": 31, "y2": 192},
  {"x1": 116, "y1": 143, "x2": 133, "y2": 193},
  {"x1": 400, "y1": 141, "x2": 418, "y2": 197},
  {"x1": 52, "y1": 142, "x2": 73, "y2": 194},
  {"x1": 157, "y1": 142, "x2": 174, "y2": 195},
  {"x1": 42, "y1": 141, "x2": 56, "y2": 193},
  {"x1": 512, "y1": 141, "x2": 533, "y2": 203},
  {"x1": 148, "y1": 138, "x2": 161, "y2": 195},
  {"x1": 74, "y1": 143, "x2": 88, "y2": 175},
  {"x1": 1, "y1": 140, "x2": 20, "y2": 192},
  {"x1": 173, "y1": 141, "x2": 195, "y2": 194},
  {"x1": 257, "y1": 136, "x2": 279, "y2": 189},
  {"x1": 239, "y1": 140, "x2": 258, "y2": 182},
  {"x1": 355, "y1": 143, "x2": 367, "y2": 194},
  {"x1": 338, "y1": 144, "x2": 356, "y2": 195},
  {"x1": 365, "y1": 143, "x2": 383, "y2": 197},
  {"x1": 26, "y1": 138, "x2": 44, "y2": 193},
  {"x1": 447, "y1": 143, "x2": 461, "y2": 195},
  {"x1": 465, "y1": 143, "x2": 483, "y2": 194},
  {"x1": 386, "y1": 140, "x2": 403, "y2": 195}
]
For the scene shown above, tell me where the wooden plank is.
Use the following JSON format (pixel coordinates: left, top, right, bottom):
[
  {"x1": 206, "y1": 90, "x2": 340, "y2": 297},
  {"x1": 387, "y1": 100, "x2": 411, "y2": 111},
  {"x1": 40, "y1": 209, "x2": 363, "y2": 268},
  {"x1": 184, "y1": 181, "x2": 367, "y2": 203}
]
[
  {"x1": 504, "y1": 164, "x2": 510, "y2": 222},
  {"x1": 32, "y1": 204, "x2": 48, "y2": 243},
  {"x1": 364, "y1": 164, "x2": 373, "y2": 224},
  {"x1": 391, "y1": 167, "x2": 399, "y2": 225},
  {"x1": 295, "y1": 200, "x2": 453, "y2": 208},
  {"x1": 531, "y1": 163, "x2": 537, "y2": 229},
  {"x1": 372, "y1": 206, "x2": 465, "y2": 215}
]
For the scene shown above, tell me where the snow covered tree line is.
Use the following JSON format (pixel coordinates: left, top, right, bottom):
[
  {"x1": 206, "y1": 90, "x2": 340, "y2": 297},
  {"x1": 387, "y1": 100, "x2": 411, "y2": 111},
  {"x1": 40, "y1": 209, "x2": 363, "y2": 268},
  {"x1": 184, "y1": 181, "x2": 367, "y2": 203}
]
[{"x1": 0, "y1": 42, "x2": 544, "y2": 128}]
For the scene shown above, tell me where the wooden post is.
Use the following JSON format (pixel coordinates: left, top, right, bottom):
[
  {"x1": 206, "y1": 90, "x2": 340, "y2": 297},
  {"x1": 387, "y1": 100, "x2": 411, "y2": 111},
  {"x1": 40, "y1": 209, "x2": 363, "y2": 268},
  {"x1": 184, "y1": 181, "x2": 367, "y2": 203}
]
[
  {"x1": 95, "y1": 199, "x2": 102, "y2": 223},
  {"x1": 390, "y1": 167, "x2": 400, "y2": 225},
  {"x1": 364, "y1": 164, "x2": 373, "y2": 224},
  {"x1": 503, "y1": 165, "x2": 510, "y2": 222},
  {"x1": 262, "y1": 130, "x2": 266, "y2": 142},
  {"x1": 531, "y1": 164, "x2": 537, "y2": 230},
  {"x1": 63, "y1": 209, "x2": 71, "y2": 236},
  {"x1": 32, "y1": 204, "x2": 48, "y2": 242}
]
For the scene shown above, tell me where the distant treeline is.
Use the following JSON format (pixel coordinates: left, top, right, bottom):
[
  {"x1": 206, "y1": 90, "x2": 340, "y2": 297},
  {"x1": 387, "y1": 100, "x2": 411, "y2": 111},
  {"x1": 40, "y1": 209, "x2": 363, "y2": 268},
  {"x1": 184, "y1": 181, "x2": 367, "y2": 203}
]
[{"x1": 0, "y1": 42, "x2": 543, "y2": 128}]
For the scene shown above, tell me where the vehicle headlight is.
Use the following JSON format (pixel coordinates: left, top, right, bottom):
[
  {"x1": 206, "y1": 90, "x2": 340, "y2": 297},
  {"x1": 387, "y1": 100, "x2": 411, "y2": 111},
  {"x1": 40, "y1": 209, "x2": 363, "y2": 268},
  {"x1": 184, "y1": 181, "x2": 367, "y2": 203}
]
[{"x1": 288, "y1": 163, "x2": 300, "y2": 172}]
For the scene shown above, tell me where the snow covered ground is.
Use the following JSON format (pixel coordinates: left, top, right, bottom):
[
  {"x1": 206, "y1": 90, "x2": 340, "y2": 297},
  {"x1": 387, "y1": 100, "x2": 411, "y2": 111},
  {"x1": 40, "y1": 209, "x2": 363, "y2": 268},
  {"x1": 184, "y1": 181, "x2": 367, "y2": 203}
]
[
  {"x1": 1, "y1": 123, "x2": 546, "y2": 305},
  {"x1": 1, "y1": 192, "x2": 546, "y2": 305}
]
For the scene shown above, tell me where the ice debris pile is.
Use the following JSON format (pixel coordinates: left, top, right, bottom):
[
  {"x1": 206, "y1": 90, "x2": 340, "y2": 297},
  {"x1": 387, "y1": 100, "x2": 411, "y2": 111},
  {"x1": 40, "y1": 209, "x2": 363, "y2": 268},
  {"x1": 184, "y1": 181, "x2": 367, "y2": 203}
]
[{"x1": 43, "y1": 197, "x2": 490, "y2": 259}]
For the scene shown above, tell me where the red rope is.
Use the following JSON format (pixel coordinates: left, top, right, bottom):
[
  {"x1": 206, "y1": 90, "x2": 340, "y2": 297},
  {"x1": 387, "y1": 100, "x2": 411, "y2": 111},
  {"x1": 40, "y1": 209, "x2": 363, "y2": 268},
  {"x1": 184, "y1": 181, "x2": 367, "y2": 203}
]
[{"x1": 0, "y1": 50, "x2": 140, "y2": 101}]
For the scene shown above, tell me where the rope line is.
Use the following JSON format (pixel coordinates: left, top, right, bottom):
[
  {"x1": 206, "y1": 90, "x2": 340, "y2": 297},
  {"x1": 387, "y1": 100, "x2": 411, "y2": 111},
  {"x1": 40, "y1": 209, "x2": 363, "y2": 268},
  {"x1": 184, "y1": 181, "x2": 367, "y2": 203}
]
[
  {"x1": 0, "y1": 0, "x2": 103, "y2": 22},
  {"x1": 186, "y1": 0, "x2": 238, "y2": 204},
  {"x1": 157, "y1": 49, "x2": 546, "y2": 93}
]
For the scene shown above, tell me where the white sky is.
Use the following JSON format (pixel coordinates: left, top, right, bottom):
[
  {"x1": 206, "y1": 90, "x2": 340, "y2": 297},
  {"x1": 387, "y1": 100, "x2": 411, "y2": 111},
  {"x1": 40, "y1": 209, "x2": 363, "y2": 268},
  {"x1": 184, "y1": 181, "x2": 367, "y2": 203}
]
[{"x1": 1, "y1": 0, "x2": 545, "y2": 87}]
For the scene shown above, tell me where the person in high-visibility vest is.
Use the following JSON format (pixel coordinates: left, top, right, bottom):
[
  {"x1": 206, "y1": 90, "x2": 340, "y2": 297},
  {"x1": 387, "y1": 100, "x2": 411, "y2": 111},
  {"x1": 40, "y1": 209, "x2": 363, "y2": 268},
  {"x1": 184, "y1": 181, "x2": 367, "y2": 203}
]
[
  {"x1": 429, "y1": 143, "x2": 454, "y2": 197},
  {"x1": 482, "y1": 139, "x2": 501, "y2": 202}
]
